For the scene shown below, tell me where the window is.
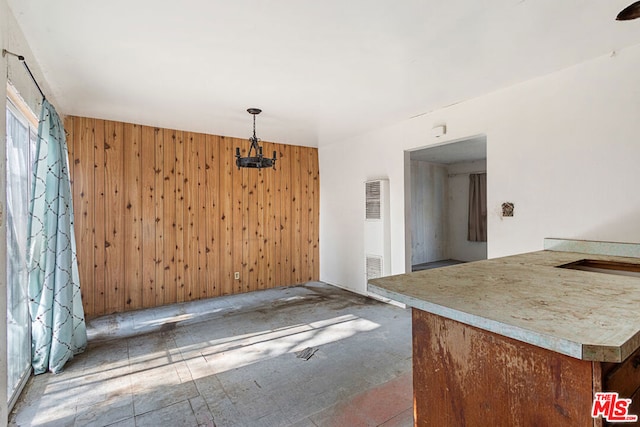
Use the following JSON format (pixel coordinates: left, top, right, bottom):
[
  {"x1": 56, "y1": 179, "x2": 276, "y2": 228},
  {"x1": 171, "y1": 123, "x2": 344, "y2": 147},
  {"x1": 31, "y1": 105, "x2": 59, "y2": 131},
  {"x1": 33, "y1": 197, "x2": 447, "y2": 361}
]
[{"x1": 6, "y1": 83, "x2": 37, "y2": 410}]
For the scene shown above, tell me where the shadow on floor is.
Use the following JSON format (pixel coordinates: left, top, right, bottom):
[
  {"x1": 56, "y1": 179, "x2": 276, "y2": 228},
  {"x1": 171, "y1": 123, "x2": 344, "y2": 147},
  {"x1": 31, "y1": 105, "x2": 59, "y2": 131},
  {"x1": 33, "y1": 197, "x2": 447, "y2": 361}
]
[{"x1": 10, "y1": 282, "x2": 413, "y2": 427}]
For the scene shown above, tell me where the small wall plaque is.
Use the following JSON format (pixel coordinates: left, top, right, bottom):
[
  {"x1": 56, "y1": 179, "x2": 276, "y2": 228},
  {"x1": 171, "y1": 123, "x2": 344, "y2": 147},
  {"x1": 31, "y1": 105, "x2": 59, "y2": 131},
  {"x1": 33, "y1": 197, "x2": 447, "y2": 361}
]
[{"x1": 502, "y1": 202, "x2": 514, "y2": 217}]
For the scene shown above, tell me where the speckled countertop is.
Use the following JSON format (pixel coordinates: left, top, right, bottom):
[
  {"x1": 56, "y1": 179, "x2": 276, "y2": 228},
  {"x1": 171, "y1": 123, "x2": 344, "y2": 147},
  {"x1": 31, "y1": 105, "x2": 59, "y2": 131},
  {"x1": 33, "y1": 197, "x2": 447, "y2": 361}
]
[{"x1": 368, "y1": 249, "x2": 640, "y2": 362}]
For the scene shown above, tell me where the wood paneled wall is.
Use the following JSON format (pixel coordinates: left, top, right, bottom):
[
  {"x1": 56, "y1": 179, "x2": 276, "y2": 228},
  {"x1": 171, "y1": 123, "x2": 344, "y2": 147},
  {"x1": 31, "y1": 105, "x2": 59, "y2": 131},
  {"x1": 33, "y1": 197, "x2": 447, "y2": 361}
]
[{"x1": 65, "y1": 116, "x2": 319, "y2": 317}]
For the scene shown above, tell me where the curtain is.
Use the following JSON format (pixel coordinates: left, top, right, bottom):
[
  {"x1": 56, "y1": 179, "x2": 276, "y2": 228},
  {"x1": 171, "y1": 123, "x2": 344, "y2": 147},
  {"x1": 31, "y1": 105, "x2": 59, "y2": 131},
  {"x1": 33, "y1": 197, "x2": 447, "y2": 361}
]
[
  {"x1": 27, "y1": 99, "x2": 87, "y2": 374},
  {"x1": 468, "y1": 173, "x2": 487, "y2": 242}
]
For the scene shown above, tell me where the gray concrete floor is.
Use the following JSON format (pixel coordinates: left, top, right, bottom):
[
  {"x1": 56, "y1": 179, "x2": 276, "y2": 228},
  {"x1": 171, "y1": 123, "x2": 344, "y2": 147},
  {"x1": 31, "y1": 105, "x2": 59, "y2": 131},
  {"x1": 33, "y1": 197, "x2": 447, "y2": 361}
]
[{"x1": 9, "y1": 282, "x2": 413, "y2": 426}]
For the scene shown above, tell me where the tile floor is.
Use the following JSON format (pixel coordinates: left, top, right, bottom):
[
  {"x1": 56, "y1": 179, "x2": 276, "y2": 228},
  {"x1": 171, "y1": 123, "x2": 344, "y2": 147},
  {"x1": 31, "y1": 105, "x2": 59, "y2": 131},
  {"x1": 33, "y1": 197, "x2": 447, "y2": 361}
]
[{"x1": 10, "y1": 282, "x2": 413, "y2": 426}]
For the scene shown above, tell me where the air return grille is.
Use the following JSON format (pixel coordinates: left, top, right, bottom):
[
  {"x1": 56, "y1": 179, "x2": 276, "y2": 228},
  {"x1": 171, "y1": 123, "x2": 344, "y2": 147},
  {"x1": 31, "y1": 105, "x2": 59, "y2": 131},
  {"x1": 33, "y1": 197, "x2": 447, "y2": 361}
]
[
  {"x1": 365, "y1": 181, "x2": 381, "y2": 220},
  {"x1": 366, "y1": 255, "x2": 383, "y2": 280},
  {"x1": 364, "y1": 179, "x2": 390, "y2": 286}
]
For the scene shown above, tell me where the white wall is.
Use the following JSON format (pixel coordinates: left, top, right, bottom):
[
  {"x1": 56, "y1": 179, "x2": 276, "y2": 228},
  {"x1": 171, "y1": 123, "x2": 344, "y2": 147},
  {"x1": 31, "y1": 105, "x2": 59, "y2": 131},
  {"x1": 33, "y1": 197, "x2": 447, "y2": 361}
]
[
  {"x1": 447, "y1": 160, "x2": 487, "y2": 262},
  {"x1": 320, "y1": 125, "x2": 406, "y2": 291},
  {"x1": 410, "y1": 161, "x2": 448, "y2": 265},
  {"x1": 320, "y1": 43, "x2": 640, "y2": 295}
]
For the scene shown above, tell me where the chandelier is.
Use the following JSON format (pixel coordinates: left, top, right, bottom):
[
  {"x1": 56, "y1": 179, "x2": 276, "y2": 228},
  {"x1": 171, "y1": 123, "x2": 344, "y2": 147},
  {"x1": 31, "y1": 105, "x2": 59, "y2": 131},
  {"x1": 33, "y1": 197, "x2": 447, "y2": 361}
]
[{"x1": 235, "y1": 108, "x2": 277, "y2": 169}]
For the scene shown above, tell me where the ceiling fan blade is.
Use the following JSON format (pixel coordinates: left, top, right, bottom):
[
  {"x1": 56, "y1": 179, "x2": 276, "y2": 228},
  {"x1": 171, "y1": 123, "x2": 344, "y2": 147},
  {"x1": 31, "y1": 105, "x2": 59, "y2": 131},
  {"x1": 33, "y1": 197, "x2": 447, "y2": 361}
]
[{"x1": 617, "y1": 1, "x2": 640, "y2": 20}]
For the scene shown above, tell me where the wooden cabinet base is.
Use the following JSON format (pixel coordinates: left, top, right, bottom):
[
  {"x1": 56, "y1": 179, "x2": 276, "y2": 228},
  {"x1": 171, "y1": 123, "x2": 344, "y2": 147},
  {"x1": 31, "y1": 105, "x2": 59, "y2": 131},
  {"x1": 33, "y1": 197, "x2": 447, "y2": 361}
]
[{"x1": 412, "y1": 309, "x2": 621, "y2": 426}]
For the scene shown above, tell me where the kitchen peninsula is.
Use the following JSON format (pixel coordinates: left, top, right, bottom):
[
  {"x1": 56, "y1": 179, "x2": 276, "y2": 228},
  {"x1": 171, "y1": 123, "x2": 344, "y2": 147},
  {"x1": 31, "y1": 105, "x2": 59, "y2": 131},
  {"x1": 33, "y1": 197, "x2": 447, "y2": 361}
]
[{"x1": 369, "y1": 239, "x2": 640, "y2": 426}]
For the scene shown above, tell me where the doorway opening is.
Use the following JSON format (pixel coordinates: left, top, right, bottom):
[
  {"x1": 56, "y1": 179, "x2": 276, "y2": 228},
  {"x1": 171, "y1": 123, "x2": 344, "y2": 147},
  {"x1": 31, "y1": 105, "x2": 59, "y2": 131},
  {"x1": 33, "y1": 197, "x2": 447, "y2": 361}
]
[{"x1": 406, "y1": 135, "x2": 487, "y2": 272}]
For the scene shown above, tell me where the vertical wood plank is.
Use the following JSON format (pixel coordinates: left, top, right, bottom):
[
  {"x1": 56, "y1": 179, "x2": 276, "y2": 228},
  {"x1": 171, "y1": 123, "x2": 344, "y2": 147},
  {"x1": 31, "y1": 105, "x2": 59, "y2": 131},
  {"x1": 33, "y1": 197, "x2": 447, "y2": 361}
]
[
  {"x1": 104, "y1": 120, "x2": 125, "y2": 314},
  {"x1": 205, "y1": 134, "x2": 221, "y2": 297},
  {"x1": 175, "y1": 130, "x2": 185, "y2": 302},
  {"x1": 241, "y1": 141, "x2": 252, "y2": 293},
  {"x1": 262, "y1": 142, "x2": 276, "y2": 289},
  {"x1": 196, "y1": 132, "x2": 208, "y2": 299},
  {"x1": 272, "y1": 143, "x2": 283, "y2": 288},
  {"x1": 183, "y1": 132, "x2": 197, "y2": 301},
  {"x1": 220, "y1": 136, "x2": 235, "y2": 295},
  {"x1": 279, "y1": 144, "x2": 292, "y2": 286},
  {"x1": 66, "y1": 118, "x2": 80, "y2": 311},
  {"x1": 76, "y1": 118, "x2": 95, "y2": 314},
  {"x1": 65, "y1": 117, "x2": 75, "y2": 192},
  {"x1": 154, "y1": 127, "x2": 165, "y2": 307},
  {"x1": 63, "y1": 116, "x2": 76, "y2": 306},
  {"x1": 255, "y1": 167, "x2": 273, "y2": 289},
  {"x1": 291, "y1": 145, "x2": 302, "y2": 284},
  {"x1": 123, "y1": 123, "x2": 142, "y2": 310},
  {"x1": 163, "y1": 128, "x2": 177, "y2": 305},
  {"x1": 300, "y1": 147, "x2": 311, "y2": 282},
  {"x1": 93, "y1": 120, "x2": 107, "y2": 315},
  {"x1": 310, "y1": 148, "x2": 320, "y2": 281},
  {"x1": 71, "y1": 118, "x2": 84, "y2": 310},
  {"x1": 65, "y1": 117, "x2": 76, "y2": 285},
  {"x1": 246, "y1": 165, "x2": 258, "y2": 292},
  {"x1": 233, "y1": 138, "x2": 246, "y2": 294},
  {"x1": 141, "y1": 125, "x2": 156, "y2": 308}
]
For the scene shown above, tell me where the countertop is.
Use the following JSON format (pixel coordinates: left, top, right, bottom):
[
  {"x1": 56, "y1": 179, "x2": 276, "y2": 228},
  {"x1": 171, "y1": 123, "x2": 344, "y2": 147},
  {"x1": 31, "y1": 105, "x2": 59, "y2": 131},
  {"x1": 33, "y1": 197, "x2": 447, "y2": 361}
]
[{"x1": 368, "y1": 250, "x2": 640, "y2": 362}]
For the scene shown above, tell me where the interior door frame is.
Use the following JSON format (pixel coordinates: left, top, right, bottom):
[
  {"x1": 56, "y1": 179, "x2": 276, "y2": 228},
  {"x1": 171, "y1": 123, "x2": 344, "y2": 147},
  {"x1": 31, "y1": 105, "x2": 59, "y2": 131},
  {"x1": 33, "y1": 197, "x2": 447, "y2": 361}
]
[{"x1": 403, "y1": 134, "x2": 488, "y2": 273}]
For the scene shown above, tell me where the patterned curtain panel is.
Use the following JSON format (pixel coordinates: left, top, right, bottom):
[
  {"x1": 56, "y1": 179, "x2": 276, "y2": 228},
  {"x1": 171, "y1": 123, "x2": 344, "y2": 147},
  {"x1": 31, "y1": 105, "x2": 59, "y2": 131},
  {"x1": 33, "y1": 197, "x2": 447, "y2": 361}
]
[
  {"x1": 468, "y1": 173, "x2": 487, "y2": 242},
  {"x1": 27, "y1": 99, "x2": 87, "y2": 374}
]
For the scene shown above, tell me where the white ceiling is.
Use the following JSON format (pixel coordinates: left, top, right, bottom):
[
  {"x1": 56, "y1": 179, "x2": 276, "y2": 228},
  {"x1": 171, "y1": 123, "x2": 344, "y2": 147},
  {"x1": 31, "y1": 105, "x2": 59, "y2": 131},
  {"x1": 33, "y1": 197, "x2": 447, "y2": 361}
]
[
  {"x1": 410, "y1": 136, "x2": 486, "y2": 164},
  {"x1": 7, "y1": 1, "x2": 640, "y2": 147}
]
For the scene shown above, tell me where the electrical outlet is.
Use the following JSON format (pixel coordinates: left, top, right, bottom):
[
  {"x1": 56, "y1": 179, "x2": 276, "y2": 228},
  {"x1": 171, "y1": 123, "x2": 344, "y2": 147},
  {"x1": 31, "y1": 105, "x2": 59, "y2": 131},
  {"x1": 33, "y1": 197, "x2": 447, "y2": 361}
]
[{"x1": 234, "y1": 272, "x2": 240, "y2": 280}]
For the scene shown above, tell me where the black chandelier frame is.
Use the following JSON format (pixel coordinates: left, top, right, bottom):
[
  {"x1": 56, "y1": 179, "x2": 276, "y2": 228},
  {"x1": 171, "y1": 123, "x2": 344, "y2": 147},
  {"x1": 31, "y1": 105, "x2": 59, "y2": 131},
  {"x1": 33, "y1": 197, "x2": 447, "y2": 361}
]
[{"x1": 235, "y1": 108, "x2": 277, "y2": 170}]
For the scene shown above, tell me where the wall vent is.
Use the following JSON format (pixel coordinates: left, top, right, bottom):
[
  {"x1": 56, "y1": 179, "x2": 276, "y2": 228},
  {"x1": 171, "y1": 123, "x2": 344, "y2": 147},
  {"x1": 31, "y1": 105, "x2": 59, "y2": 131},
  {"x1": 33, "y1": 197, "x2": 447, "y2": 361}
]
[
  {"x1": 365, "y1": 181, "x2": 381, "y2": 220},
  {"x1": 366, "y1": 255, "x2": 383, "y2": 280},
  {"x1": 364, "y1": 179, "x2": 391, "y2": 286}
]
